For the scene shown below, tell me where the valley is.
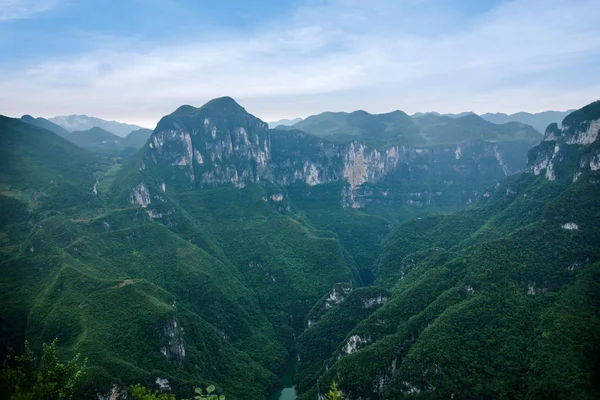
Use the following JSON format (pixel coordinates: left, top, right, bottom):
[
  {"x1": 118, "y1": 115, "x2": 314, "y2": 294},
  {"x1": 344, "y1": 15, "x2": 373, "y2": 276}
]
[{"x1": 1, "y1": 98, "x2": 599, "y2": 400}]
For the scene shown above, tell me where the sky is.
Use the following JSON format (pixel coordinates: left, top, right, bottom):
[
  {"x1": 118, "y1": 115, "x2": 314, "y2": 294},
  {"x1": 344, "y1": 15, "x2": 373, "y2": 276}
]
[{"x1": 0, "y1": 0, "x2": 599, "y2": 128}]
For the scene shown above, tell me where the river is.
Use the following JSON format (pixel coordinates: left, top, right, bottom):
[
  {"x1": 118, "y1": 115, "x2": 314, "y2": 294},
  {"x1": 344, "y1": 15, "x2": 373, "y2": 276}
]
[{"x1": 268, "y1": 356, "x2": 298, "y2": 400}]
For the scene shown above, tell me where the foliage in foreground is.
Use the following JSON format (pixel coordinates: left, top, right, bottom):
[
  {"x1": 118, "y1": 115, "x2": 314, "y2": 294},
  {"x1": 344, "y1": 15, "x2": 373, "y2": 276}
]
[{"x1": 0, "y1": 339, "x2": 86, "y2": 400}]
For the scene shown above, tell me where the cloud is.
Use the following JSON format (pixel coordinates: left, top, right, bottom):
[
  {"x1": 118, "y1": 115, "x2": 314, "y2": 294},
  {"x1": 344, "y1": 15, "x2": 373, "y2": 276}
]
[
  {"x1": 0, "y1": 0, "x2": 599, "y2": 124},
  {"x1": 0, "y1": 0, "x2": 58, "y2": 21}
]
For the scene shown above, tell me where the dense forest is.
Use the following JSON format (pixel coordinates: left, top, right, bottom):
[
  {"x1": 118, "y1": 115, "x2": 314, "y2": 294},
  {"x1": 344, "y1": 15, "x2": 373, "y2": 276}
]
[{"x1": 1, "y1": 99, "x2": 599, "y2": 399}]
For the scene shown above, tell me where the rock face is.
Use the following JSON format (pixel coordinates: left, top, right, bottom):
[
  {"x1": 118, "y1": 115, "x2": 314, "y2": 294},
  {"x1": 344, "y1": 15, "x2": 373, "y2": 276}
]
[
  {"x1": 528, "y1": 101, "x2": 600, "y2": 182},
  {"x1": 135, "y1": 97, "x2": 536, "y2": 211}
]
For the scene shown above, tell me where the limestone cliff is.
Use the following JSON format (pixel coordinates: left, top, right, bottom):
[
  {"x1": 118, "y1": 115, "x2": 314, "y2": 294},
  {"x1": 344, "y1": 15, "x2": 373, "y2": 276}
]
[
  {"x1": 132, "y1": 97, "x2": 537, "y2": 211},
  {"x1": 527, "y1": 100, "x2": 600, "y2": 183}
]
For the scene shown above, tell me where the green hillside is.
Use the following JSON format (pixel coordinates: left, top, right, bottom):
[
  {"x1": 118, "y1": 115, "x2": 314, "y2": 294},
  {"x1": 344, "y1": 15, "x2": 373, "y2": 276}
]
[
  {"x1": 1, "y1": 99, "x2": 599, "y2": 400},
  {"x1": 63, "y1": 126, "x2": 153, "y2": 157},
  {"x1": 66, "y1": 127, "x2": 124, "y2": 155},
  {"x1": 21, "y1": 114, "x2": 71, "y2": 138},
  {"x1": 0, "y1": 116, "x2": 105, "y2": 212},
  {"x1": 120, "y1": 128, "x2": 153, "y2": 156},
  {"x1": 295, "y1": 104, "x2": 600, "y2": 399},
  {"x1": 0, "y1": 110, "x2": 357, "y2": 399}
]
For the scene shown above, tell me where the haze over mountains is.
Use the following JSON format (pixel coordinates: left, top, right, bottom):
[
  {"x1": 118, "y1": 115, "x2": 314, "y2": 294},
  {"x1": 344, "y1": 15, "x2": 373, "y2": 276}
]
[
  {"x1": 19, "y1": 115, "x2": 153, "y2": 157},
  {"x1": 1, "y1": 95, "x2": 599, "y2": 400},
  {"x1": 276, "y1": 109, "x2": 573, "y2": 135},
  {"x1": 49, "y1": 115, "x2": 147, "y2": 137},
  {"x1": 268, "y1": 118, "x2": 304, "y2": 129},
  {"x1": 477, "y1": 110, "x2": 575, "y2": 133}
]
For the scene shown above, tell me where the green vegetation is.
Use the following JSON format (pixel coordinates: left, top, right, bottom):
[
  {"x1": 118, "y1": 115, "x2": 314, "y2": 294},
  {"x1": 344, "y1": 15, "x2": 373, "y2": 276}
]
[
  {"x1": 131, "y1": 384, "x2": 177, "y2": 400},
  {"x1": 193, "y1": 385, "x2": 225, "y2": 400},
  {"x1": 327, "y1": 381, "x2": 344, "y2": 400},
  {"x1": 0, "y1": 340, "x2": 86, "y2": 400},
  {"x1": 295, "y1": 102, "x2": 600, "y2": 398},
  {"x1": 20, "y1": 115, "x2": 71, "y2": 138},
  {"x1": 1, "y1": 99, "x2": 599, "y2": 400},
  {"x1": 66, "y1": 127, "x2": 123, "y2": 154},
  {"x1": 65, "y1": 126, "x2": 151, "y2": 157},
  {"x1": 120, "y1": 128, "x2": 153, "y2": 157}
]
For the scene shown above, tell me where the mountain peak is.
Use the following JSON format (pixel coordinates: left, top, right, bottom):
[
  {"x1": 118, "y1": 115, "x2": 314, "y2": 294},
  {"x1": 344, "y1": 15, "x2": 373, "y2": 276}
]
[
  {"x1": 19, "y1": 114, "x2": 71, "y2": 138},
  {"x1": 201, "y1": 96, "x2": 247, "y2": 114},
  {"x1": 169, "y1": 97, "x2": 248, "y2": 120}
]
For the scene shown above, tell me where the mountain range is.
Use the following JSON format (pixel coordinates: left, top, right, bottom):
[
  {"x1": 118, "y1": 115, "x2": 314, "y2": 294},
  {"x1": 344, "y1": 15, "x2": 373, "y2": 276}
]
[
  {"x1": 18, "y1": 115, "x2": 153, "y2": 157},
  {"x1": 268, "y1": 118, "x2": 303, "y2": 129},
  {"x1": 277, "y1": 110, "x2": 540, "y2": 148},
  {"x1": 49, "y1": 114, "x2": 147, "y2": 137},
  {"x1": 278, "y1": 109, "x2": 573, "y2": 136},
  {"x1": 0, "y1": 97, "x2": 598, "y2": 400}
]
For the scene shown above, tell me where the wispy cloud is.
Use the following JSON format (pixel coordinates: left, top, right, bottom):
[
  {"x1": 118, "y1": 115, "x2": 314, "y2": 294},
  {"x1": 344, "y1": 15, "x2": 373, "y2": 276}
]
[
  {"x1": 0, "y1": 0, "x2": 599, "y2": 124},
  {"x1": 0, "y1": 0, "x2": 58, "y2": 21}
]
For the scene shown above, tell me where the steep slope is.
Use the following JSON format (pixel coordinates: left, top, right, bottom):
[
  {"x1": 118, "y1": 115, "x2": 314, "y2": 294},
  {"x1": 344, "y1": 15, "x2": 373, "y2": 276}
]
[
  {"x1": 20, "y1": 114, "x2": 71, "y2": 137},
  {"x1": 0, "y1": 101, "x2": 358, "y2": 400},
  {"x1": 0, "y1": 116, "x2": 104, "y2": 211},
  {"x1": 0, "y1": 121, "x2": 288, "y2": 400},
  {"x1": 112, "y1": 96, "x2": 359, "y2": 331},
  {"x1": 3, "y1": 98, "x2": 594, "y2": 400},
  {"x1": 120, "y1": 128, "x2": 153, "y2": 157},
  {"x1": 121, "y1": 128, "x2": 153, "y2": 148},
  {"x1": 295, "y1": 101, "x2": 600, "y2": 399},
  {"x1": 124, "y1": 96, "x2": 540, "y2": 278},
  {"x1": 50, "y1": 115, "x2": 145, "y2": 137}
]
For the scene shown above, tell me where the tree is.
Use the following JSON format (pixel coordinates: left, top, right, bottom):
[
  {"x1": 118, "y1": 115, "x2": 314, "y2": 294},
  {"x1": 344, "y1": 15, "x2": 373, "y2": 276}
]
[
  {"x1": 130, "y1": 384, "x2": 176, "y2": 400},
  {"x1": 327, "y1": 381, "x2": 344, "y2": 400},
  {"x1": 0, "y1": 339, "x2": 86, "y2": 399},
  {"x1": 193, "y1": 385, "x2": 225, "y2": 400}
]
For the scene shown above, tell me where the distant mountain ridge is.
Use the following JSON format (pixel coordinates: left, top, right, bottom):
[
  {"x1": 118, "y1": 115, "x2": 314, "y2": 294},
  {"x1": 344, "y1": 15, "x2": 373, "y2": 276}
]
[
  {"x1": 411, "y1": 110, "x2": 574, "y2": 133},
  {"x1": 280, "y1": 109, "x2": 540, "y2": 148},
  {"x1": 64, "y1": 126, "x2": 153, "y2": 156},
  {"x1": 49, "y1": 114, "x2": 147, "y2": 137},
  {"x1": 479, "y1": 110, "x2": 575, "y2": 133},
  {"x1": 20, "y1": 115, "x2": 70, "y2": 138},
  {"x1": 20, "y1": 113, "x2": 153, "y2": 156},
  {"x1": 268, "y1": 117, "x2": 303, "y2": 128}
]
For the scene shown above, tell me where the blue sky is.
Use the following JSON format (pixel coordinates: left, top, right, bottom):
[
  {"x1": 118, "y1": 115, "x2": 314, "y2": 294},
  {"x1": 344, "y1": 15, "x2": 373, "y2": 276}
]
[{"x1": 1, "y1": 0, "x2": 599, "y2": 127}]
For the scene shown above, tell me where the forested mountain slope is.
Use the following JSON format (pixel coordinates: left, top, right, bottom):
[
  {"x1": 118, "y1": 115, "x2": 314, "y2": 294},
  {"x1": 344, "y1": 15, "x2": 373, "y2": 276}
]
[
  {"x1": 1, "y1": 99, "x2": 597, "y2": 400},
  {"x1": 296, "y1": 101, "x2": 600, "y2": 399}
]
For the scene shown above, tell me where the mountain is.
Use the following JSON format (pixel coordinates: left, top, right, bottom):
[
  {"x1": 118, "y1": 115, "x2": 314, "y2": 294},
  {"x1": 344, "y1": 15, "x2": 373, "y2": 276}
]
[
  {"x1": 479, "y1": 110, "x2": 575, "y2": 134},
  {"x1": 49, "y1": 114, "x2": 146, "y2": 137},
  {"x1": 1, "y1": 100, "x2": 358, "y2": 399},
  {"x1": 268, "y1": 117, "x2": 303, "y2": 128},
  {"x1": 282, "y1": 109, "x2": 540, "y2": 148},
  {"x1": 20, "y1": 114, "x2": 71, "y2": 137},
  {"x1": 411, "y1": 110, "x2": 574, "y2": 134},
  {"x1": 66, "y1": 126, "x2": 124, "y2": 155},
  {"x1": 0, "y1": 116, "x2": 105, "y2": 212},
  {"x1": 412, "y1": 111, "x2": 475, "y2": 118},
  {"x1": 119, "y1": 128, "x2": 153, "y2": 156},
  {"x1": 295, "y1": 101, "x2": 600, "y2": 399},
  {"x1": 1, "y1": 98, "x2": 598, "y2": 400},
  {"x1": 62, "y1": 126, "x2": 153, "y2": 156}
]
